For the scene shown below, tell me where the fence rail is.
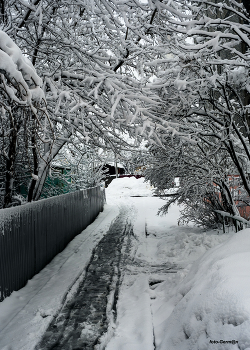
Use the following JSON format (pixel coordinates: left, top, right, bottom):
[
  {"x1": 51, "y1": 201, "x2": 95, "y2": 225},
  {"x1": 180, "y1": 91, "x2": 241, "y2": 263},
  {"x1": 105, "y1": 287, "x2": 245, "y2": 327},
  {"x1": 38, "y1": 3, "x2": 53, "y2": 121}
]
[
  {"x1": 215, "y1": 209, "x2": 250, "y2": 232},
  {"x1": 0, "y1": 187, "x2": 105, "y2": 301}
]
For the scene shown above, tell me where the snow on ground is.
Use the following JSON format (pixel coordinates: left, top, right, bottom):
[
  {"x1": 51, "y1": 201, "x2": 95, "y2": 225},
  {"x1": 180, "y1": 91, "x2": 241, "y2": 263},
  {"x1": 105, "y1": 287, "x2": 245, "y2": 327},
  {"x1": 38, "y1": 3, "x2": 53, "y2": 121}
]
[
  {"x1": 154, "y1": 230, "x2": 250, "y2": 350},
  {"x1": 104, "y1": 178, "x2": 235, "y2": 350},
  {"x1": 0, "y1": 176, "x2": 246, "y2": 350},
  {"x1": 0, "y1": 204, "x2": 119, "y2": 350}
]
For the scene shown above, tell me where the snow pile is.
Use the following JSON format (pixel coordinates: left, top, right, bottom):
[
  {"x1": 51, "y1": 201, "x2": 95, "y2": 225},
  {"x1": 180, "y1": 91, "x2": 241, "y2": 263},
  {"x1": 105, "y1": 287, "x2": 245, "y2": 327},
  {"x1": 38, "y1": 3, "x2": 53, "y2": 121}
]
[
  {"x1": 154, "y1": 229, "x2": 250, "y2": 350},
  {"x1": 139, "y1": 224, "x2": 230, "y2": 268}
]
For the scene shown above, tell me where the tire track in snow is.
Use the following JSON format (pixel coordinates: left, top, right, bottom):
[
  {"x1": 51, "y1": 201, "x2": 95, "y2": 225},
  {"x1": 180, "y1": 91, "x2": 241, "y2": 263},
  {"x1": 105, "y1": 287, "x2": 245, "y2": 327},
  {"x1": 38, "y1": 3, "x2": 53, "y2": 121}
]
[{"x1": 35, "y1": 206, "x2": 133, "y2": 350}]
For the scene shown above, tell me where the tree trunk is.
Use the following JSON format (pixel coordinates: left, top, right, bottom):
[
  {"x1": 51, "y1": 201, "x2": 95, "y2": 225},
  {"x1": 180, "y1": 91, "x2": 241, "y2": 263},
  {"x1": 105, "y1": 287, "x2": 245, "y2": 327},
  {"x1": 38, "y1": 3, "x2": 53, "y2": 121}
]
[
  {"x1": 3, "y1": 128, "x2": 17, "y2": 208},
  {"x1": 28, "y1": 124, "x2": 39, "y2": 202},
  {"x1": 30, "y1": 132, "x2": 71, "y2": 201}
]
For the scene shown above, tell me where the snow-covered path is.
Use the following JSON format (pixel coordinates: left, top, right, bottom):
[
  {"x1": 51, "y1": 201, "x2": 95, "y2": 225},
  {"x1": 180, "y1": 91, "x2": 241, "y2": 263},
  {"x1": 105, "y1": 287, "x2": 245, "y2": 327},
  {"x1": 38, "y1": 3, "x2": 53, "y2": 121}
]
[
  {"x1": 0, "y1": 203, "x2": 120, "y2": 350},
  {"x1": 36, "y1": 206, "x2": 133, "y2": 349},
  {"x1": 34, "y1": 198, "x2": 179, "y2": 350},
  {"x1": 0, "y1": 178, "x2": 234, "y2": 350},
  {"x1": 103, "y1": 181, "x2": 230, "y2": 350}
]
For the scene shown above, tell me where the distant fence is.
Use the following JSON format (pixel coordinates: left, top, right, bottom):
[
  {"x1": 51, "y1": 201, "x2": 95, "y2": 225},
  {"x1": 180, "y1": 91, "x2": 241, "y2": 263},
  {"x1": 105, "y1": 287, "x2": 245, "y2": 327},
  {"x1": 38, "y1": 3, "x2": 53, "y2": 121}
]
[
  {"x1": 215, "y1": 209, "x2": 250, "y2": 233},
  {"x1": 0, "y1": 187, "x2": 105, "y2": 301}
]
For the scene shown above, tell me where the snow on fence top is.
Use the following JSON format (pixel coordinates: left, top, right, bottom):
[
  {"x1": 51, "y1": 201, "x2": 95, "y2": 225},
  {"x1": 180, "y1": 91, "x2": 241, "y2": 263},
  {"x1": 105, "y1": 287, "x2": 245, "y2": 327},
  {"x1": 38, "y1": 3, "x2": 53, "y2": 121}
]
[{"x1": 215, "y1": 210, "x2": 250, "y2": 226}]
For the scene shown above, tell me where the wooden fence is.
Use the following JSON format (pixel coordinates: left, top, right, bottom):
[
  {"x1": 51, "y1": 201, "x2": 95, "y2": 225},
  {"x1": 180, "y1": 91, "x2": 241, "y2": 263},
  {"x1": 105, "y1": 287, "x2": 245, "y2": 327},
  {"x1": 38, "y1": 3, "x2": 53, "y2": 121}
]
[{"x1": 0, "y1": 187, "x2": 105, "y2": 301}]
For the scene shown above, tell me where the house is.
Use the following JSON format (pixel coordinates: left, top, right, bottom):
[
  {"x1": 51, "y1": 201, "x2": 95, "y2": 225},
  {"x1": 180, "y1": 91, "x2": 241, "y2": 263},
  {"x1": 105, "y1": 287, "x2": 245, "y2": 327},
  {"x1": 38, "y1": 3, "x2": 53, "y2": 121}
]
[
  {"x1": 227, "y1": 175, "x2": 250, "y2": 220},
  {"x1": 102, "y1": 162, "x2": 125, "y2": 187}
]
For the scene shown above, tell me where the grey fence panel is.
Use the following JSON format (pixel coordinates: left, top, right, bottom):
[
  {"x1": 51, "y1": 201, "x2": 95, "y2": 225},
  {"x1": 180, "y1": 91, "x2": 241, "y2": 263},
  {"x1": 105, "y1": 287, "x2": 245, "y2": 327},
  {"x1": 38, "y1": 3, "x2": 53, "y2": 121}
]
[{"x1": 0, "y1": 187, "x2": 105, "y2": 301}]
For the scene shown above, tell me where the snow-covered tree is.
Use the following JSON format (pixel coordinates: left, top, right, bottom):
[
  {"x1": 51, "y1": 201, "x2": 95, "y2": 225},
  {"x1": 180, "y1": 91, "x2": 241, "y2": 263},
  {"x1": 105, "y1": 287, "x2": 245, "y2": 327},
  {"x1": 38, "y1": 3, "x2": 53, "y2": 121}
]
[
  {"x1": 145, "y1": 135, "x2": 243, "y2": 228},
  {"x1": 143, "y1": 0, "x2": 250, "y2": 225},
  {"x1": 1, "y1": 0, "x2": 166, "y2": 201},
  {"x1": 1, "y1": 0, "x2": 250, "y2": 221},
  {"x1": 0, "y1": 30, "x2": 47, "y2": 207}
]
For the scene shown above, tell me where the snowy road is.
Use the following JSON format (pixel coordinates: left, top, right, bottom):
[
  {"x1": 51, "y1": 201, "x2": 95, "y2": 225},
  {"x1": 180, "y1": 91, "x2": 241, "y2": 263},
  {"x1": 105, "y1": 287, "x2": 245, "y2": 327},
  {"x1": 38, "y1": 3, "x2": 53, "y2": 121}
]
[{"x1": 0, "y1": 178, "x2": 232, "y2": 350}]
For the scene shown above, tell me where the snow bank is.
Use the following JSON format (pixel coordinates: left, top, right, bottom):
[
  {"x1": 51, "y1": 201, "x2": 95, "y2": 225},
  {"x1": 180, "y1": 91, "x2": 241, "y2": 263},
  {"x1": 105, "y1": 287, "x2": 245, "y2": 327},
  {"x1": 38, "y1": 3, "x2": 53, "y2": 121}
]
[{"x1": 156, "y1": 229, "x2": 250, "y2": 350}]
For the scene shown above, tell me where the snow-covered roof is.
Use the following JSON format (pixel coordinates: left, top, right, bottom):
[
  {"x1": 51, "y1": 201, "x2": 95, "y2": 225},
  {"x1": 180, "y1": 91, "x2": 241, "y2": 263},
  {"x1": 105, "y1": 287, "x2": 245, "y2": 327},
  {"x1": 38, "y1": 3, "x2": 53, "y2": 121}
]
[
  {"x1": 52, "y1": 161, "x2": 72, "y2": 170},
  {"x1": 106, "y1": 162, "x2": 125, "y2": 169}
]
